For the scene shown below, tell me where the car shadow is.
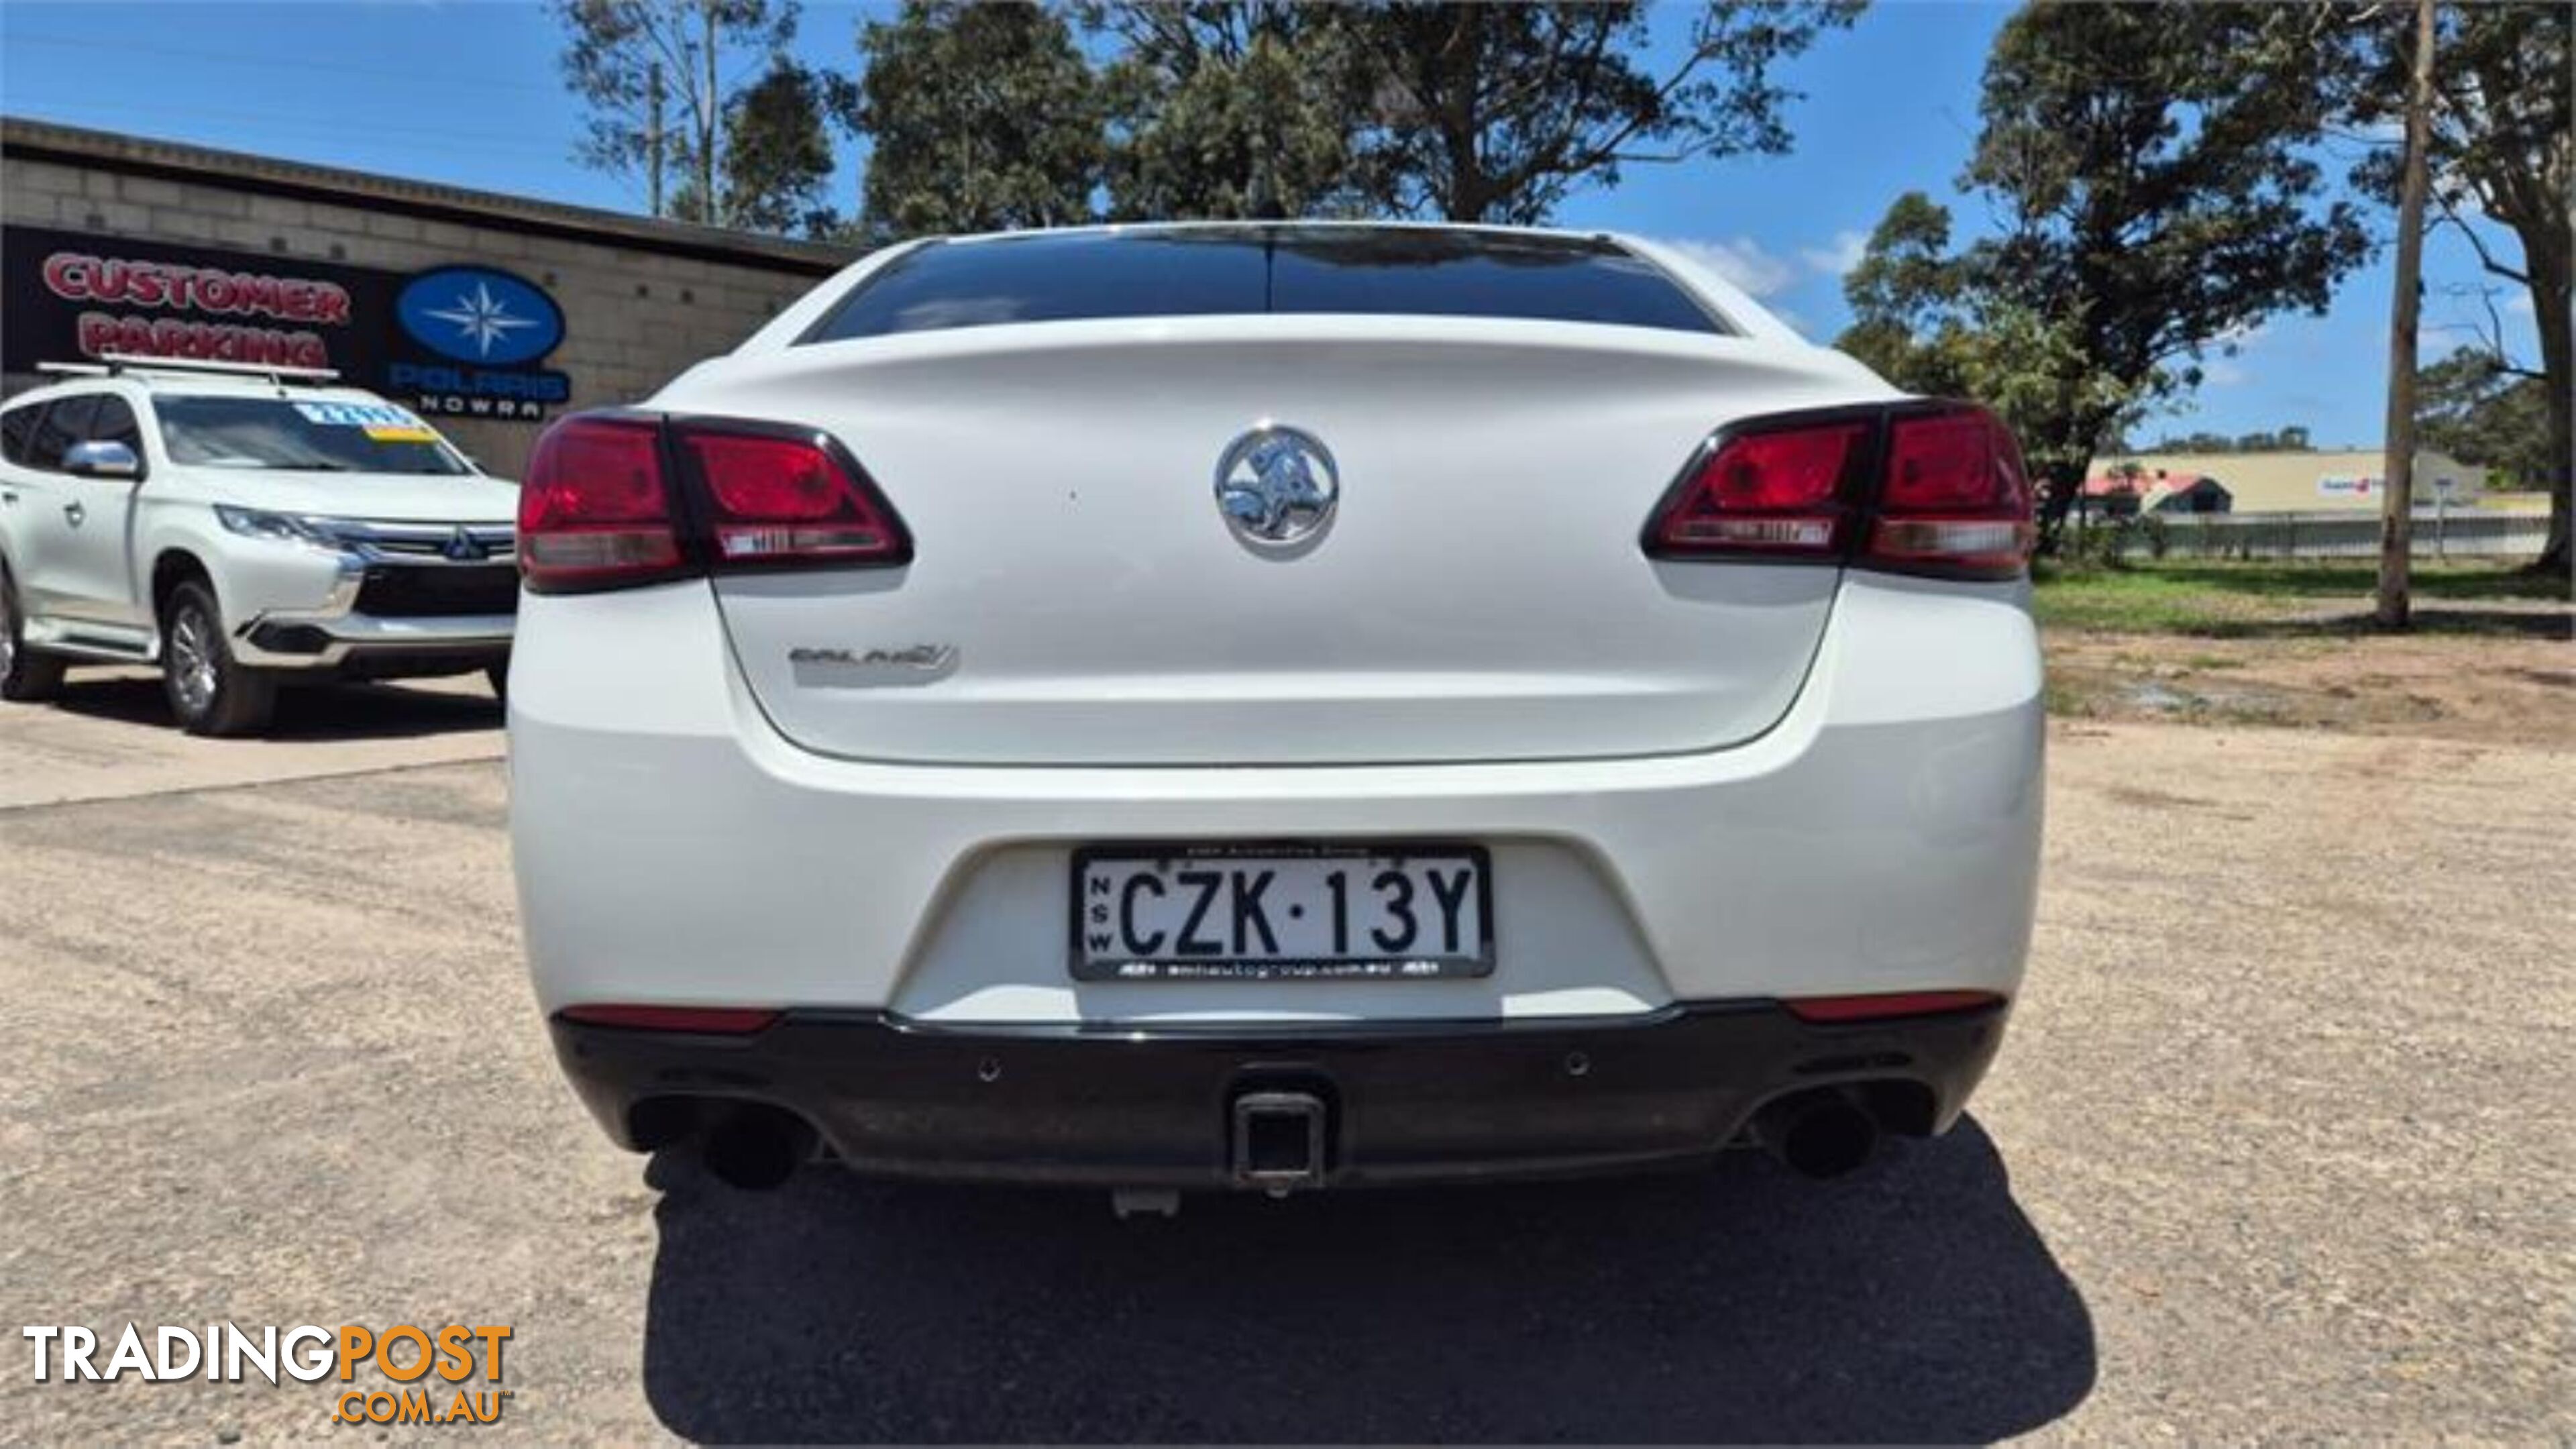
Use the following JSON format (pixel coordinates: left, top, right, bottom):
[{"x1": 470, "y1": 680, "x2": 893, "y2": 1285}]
[
  {"x1": 637, "y1": 1121, "x2": 2094, "y2": 1443},
  {"x1": 45, "y1": 674, "x2": 500, "y2": 741}
]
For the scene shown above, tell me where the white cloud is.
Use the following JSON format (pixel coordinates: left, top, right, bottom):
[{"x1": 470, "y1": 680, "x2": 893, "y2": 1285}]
[
  {"x1": 2507, "y1": 292, "x2": 2534, "y2": 315},
  {"x1": 2202, "y1": 359, "x2": 2249, "y2": 387},
  {"x1": 1652, "y1": 236, "x2": 1797, "y2": 298},
  {"x1": 1801, "y1": 229, "x2": 1868, "y2": 279}
]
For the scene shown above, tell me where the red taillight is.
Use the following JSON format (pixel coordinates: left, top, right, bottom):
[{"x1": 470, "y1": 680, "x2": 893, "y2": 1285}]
[
  {"x1": 1870, "y1": 407, "x2": 2035, "y2": 577},
  {"x1": 1648, "y1": 421, "x2": 1867, "y2": 555},
  {"x1": 518, "y1": 411, "x2": 911, "y2": 594},
  {"x1": 1643, "y1": 401, "x2": 2035, "y2": 579},
  {"x1": 558, "y1": 1004, "x2": 781, "y2": 1034},
  {"x1": 1782, "y1": 990, "x2": 2006, "y2": 1024},
  {"x1": 678, "y1": 428, "x2": 910, "y2": 567},
  {"x1": 518, "y1": 417, "x2": 688, "y2": 593}
]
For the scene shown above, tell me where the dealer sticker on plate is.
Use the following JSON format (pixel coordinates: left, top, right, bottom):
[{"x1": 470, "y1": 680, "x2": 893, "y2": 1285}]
[{"x1": 1071, "y1": 843, "x2": 1493, "y2": 981}]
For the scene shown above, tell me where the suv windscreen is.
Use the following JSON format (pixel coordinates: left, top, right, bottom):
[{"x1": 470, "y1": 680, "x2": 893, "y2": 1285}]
[
  {"x1": 802, "y1": 227, "x2": 1727, "y2": 342},
  {"x1": 154, "y1": 397, "x2": 472, "y2": 476}
]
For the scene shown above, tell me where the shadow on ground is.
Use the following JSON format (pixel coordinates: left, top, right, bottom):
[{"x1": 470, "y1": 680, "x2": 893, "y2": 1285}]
[
  {"x1": 638, "y1": 1122, "x2": 2092, "y2": 1444},
  {"x1": 2188, "y1": 607, "x2": 2573, "y2": 641},
  {"x1": 46, "y1": 676, "x2": 500, "y2": 740}
]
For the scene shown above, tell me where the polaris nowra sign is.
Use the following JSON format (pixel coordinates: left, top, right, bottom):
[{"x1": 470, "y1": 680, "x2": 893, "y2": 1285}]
[{"x1": 390, "y1": 265, "x2": 571, "y2": 421}]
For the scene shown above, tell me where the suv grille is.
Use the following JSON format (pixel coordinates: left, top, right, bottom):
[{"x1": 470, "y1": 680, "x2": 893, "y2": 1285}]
[{"x1": 353, "y1": 564, "x2": 521, "y2": 618}]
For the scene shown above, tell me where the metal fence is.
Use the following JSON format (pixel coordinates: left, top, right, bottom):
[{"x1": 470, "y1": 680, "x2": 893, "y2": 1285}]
[{"x1": 2087, "y1": 508, "x2": 2552, "y2": 561}]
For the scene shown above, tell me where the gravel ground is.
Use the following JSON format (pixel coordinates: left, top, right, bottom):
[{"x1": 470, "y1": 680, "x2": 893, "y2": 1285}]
[{"x1": 0, "y1": 692, "x2": 2567, "y2": 1443}]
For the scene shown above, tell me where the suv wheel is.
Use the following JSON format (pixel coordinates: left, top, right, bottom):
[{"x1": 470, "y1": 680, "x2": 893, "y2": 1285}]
[
  {"x1": 0, "y1": 561, "x2": 68, "y2": 702},
  {"x1": 160, "y1": 580, "x2": 275, "y2": 736}
]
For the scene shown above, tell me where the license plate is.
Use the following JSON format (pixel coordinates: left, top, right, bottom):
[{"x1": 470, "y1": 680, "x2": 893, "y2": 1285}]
[{"x1": 1071, "y1": 843, "x2": 1494, "y2": 981}]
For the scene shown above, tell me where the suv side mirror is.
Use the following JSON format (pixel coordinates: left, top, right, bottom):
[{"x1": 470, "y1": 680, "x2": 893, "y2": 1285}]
[{"x1": 64, "y1": 439, "x2": 142, "y2": 480}]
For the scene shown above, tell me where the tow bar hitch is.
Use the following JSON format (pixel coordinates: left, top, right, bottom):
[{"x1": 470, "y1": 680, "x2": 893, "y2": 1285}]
[{"x1": 1232, "y1": 1089, "x2": 1329, "y2": 1195}]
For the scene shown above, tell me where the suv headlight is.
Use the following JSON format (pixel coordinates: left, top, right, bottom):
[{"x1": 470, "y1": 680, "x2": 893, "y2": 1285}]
[{"x1": 214, "y1": 506, "x2": 333, "y2": 546}]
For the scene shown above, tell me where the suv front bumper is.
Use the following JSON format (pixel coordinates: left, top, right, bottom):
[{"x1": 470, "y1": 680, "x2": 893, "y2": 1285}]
[
  {"x1": 548, "y1": 1000, "x2": 2009, "y2": 1189},
  {"x1": 227, "y1": 521, "x2": 517, "y2": 671}
]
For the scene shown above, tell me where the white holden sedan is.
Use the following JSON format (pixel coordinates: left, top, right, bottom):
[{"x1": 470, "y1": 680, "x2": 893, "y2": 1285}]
[{"x1": 509, "y1": 223, "x2": 2043, "y2": 1203}]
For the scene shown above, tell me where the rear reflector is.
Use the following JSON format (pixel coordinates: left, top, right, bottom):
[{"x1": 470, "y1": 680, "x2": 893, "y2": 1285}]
[
  {"x1": 1644, "y1": 401, "x2": 2034, "y2": 579},
  {"x1": 1782, "y1": 990, "x2": 2006, "y2": 1024},
  {"x1": 519, "y1": 411, "x2": 912, "y2": 594},
  {"x1": 559, "y1": 1004, "x2": 781, "y2": 1034}
]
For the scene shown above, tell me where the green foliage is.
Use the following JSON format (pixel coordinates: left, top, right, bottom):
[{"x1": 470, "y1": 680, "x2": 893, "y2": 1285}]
[
  {"x1": 2135, "y1": 427, "x2": 2315, "y2": 453},
  {"x1": 2033, "y1": 559, "x2": 2562, "y2": 634},
  {"x1": 555, "y1": 0, "x2": 801, "y2": 227},
  {"x1": 714, "y1": 61, "x2": 847, "y2": 236},
  {"x1": 1336, "y1": 2, "x2": 1862, "y2": 223},
  {"x1": 849, "y1": 0, "x2": 1105, "y2": 242},
  {"x1": 843, "y1": 1, "x2": 1859, "y2": 237},
  {"x1": 1838, "y1": 3, "x2": 2371, "y2": 546},
  {"x1": 2344, "y1": 3, "x2": 2571, "y2": 571},
  {"x1": 2417, "y1": 347, "x2": 2557, "y2": 490},
  {"x1": 1087, "y1": 3, "x2": 1363, "y2": 220},
  {"x1": 2062, "y1": 513, "x2": 2171, "y2": 569}
]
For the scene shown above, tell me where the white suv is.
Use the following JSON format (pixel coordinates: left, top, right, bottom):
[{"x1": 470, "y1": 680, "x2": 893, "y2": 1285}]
[
  {"x1": 511, "y1": 223, "x2": 2045, "y2": 1200},
  {"x1": 0, "y1": 360, "x2": 522, "y2": 735}
]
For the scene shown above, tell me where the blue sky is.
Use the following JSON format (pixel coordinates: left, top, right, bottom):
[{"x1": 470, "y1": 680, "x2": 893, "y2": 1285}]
[{"x1": 1, "y1": 0, "x2": 2542, "y2": 447}]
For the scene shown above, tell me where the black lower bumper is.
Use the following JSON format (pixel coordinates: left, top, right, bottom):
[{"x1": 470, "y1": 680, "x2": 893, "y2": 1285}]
[{"x1": 548, "y1": 1002, "x2": 2008, "y2": 1189}]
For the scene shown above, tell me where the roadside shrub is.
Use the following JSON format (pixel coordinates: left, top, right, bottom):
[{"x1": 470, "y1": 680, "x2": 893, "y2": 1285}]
[{"x1": 2068, "y1": 518, "x2": 2151, "y2": 568}]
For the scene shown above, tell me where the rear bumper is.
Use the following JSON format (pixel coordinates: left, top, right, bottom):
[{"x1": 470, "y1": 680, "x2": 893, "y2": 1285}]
[
  {"x1": 548, "y1": 1000, "x2": 2009, "y2": 1189},
  {"x1": 510, "y1": 574, "x2": 2046, "y2": 1023}
]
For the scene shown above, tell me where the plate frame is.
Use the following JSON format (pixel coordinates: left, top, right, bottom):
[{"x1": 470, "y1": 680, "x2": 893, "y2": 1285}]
[{"x1": 1067, "y1": 840, "x2": 1497, "y2": 982}]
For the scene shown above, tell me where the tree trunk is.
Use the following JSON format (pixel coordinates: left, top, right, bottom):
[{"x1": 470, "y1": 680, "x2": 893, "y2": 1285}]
[
  {"x1": 1438, "y1": 5, "x2": 1488, "y2": 221},
  {"x1": 647, "y1": 62, "x2": 665, "y2": 219},
  {"x1": 2527, "y1": 263, "x2": 2571, "y2": 579},
  {"x1": 2377, "y1": 0, "x2": 2436, "y2": 630},
  {"x1": 701, "y1": 0, "x2": 722, "y2": 226}
]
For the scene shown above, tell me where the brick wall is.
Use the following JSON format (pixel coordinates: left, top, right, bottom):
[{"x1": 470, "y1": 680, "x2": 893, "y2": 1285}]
[{"x1": 3, "y1": 153, "x2": 847, "y2": 478}]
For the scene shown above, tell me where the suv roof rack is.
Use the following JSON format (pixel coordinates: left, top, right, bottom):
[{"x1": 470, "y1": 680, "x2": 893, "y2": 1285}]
[{"x1": 35, "y1": 355, "x2": 341, "y2": 386}]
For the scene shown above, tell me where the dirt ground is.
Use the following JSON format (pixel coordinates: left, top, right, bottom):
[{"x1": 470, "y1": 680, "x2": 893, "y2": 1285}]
[
  {"x1": 2047, "y1": 627, "x2": 2576, "y2": 745},
  {"x1": 0, "y1": 665, "x2": 2569, "y2": 1442}
]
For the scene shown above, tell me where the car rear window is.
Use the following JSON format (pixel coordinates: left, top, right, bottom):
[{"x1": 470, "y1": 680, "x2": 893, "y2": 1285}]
[{"x1": 802, "y1": 227, "x2": 1727, "y2": 342}]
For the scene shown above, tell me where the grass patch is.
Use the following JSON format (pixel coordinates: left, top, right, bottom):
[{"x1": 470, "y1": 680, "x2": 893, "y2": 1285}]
[{"x1": 2033, "y1": 559, "x2": 2569, "y2": 636}]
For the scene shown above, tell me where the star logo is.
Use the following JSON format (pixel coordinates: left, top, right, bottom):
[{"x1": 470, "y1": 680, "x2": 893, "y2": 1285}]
[{"x1": 423, "y1": 282, "x2": 537, "y2": 360}]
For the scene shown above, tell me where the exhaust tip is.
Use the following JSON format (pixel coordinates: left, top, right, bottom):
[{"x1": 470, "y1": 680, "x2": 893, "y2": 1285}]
[
  {"x1": 700, "y1": 1104, "x2": 814, "y2": 1191},
  {"x1": 1757, "y1": 1089, "x2": 1882, "y2": 1180}
]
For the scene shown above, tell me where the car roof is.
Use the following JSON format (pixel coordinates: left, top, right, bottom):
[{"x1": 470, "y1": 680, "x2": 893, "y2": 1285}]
[{"x1": 4, "y1": 371, "x2": 395, "y2": 409}]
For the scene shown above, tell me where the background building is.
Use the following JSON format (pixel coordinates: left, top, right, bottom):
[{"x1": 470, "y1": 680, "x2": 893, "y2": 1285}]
[
  {"x1": 2083, "y1": 447, "x2": 2484, "y2": 516},
  {"x1": 1, "y1": 118, "x2": 856, "y2": 479}
]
